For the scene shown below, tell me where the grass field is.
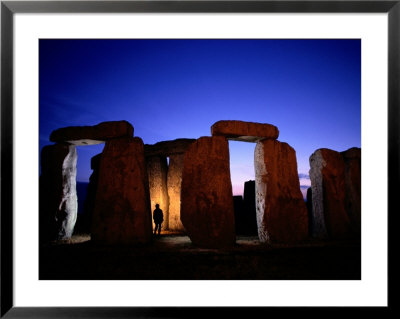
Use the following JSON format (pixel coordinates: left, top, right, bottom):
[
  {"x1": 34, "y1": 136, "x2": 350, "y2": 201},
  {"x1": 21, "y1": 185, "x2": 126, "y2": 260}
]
[{"x1": 39, "y1": 232, "x2": 361, "y2": 280}]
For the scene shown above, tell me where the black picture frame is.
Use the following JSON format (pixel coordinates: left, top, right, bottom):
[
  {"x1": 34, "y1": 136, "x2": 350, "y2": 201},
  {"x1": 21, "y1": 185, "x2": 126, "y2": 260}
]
[{"x1": 1, "y1": 1, "x2": 396, "y2": 317}]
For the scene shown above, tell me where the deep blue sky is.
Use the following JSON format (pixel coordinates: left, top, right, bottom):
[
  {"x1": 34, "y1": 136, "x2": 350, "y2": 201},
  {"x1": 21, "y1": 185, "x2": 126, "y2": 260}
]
[{"x1": 39, "y1": 39, "x2": 361, "y2": 196}]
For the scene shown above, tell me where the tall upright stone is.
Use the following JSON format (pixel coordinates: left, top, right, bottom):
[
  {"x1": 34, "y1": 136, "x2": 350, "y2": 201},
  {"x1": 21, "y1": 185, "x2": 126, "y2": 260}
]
[
  {"x1": 91, "y1": 137, "x2": 152, "y2": 244},
  {"x1": 144, "y1": 138, "x2": 195, "y2": 232},
  {"x1": 167, "y1": 154, "x2": 185, "y2": 232},
  {"x1": 306, "y1": 187, "x2": 314, "y2": 237},
  {"x1": 80, "y1": 153, "x2": 102, "y2": 233},
  {"x1": 39, "y1": 144, "x2": 78, "y2": 242},
  {"x1": 146, "y1": 156, "x2": 169, "y2": 230},
  {"x1": 341, "y1": 148, "x2": 361, "y2": 236},
  {"x1": 181, "y1": 136, "x2": 236, "y2": 248},
  {"x1": 242, "y1": 180, "x2": 258, "y2": 235},
  {"x1": 309, "y1": 148, "x2": 352, "y2": 239},
  {"x1": 309, "y1": 147, "x2": 361, "y2": 240},
  {"x1": 254, "y1": 140, "x2": 308, "y2": 244}
]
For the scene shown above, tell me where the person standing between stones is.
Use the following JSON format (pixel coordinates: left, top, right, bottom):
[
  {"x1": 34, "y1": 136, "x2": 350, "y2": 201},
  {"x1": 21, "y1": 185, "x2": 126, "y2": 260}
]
[{"x1": 153, "y1": 204, "x2": 163, "y2": 235}]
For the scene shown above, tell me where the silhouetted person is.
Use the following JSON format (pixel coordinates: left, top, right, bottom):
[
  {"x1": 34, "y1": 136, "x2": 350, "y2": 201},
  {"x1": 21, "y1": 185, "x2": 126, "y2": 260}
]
[{"x1": 153, "y1": 204, "x2": 163, "y2": 235}]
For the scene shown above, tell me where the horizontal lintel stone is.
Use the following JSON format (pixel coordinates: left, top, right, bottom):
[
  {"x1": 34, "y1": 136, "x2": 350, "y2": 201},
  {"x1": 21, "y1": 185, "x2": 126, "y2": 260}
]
[
  {"x1": 144, "y1": 138, "x2": 196, "y2": 157},
  {"x1": 211, "y1": 120, "x2": 279, "y2": 142},
  {"x1": 50, "y1": 121, "x2": 134, "y2": 145}
]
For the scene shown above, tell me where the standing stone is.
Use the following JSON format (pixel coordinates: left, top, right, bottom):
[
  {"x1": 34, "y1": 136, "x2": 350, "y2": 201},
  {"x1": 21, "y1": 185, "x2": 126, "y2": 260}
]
[
  {"x1": 144, "y1": 138, "x2": 195, "y2": 232},
  {"x1": 39, "y1": 144, "x2": 78, "y2": 242},
  {"x1": 341, "y1": 148, "x2": 361, "y2": 236},
  {"x1": 242, "y1": 180, "x2": 258, "y2": 235},
  {"x1": 79, "y1": 153, "x2": 102, "y2": 234},
  {"x1": 309, "y1": 148, "x2": 352, "y2": 239},
  {"x1": 233, "y1": 195, "x2": 244, "y2": 234},
  {"x1": 181, "y1": 136, "x2": 236, "y2": 248},
  {"x1": 91, "y1": 137, "x2": 152, "y2": 244},
  {"x1": 147, "y1": 156, "x2": 169, "y2": 230},
  {"x1": 306, "y1": 187, "x2": 313, "y2": 237},
  {"x1": 255, "y1": 140, "x2": 308, "y2": 244},
  {"x1": 167, "y1": 154, "x2": 185, "y2": 232}
]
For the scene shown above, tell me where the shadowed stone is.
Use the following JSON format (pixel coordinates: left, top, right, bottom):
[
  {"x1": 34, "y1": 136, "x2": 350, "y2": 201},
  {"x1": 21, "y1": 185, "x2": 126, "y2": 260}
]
[
  {"x1": 309, "y1": 148, "x2": 353, "y2": 239},
  {"x1": 147, "y1": 156, "x2": 169, "y2": 230},
  {"x1": 39, "y1": 144, "x2": 77, "y2": 242},
  {"x1": 255, "y1": 140, "x2": 308, "y2": 244},
  {"x1": 50, "y1": 121, "x2": 134, "y2": 145},
  {"x1": 80, "y1": 153, "x2": 102, "y2": 234},
  {"x1": 144, "y1": 138, "x2": 196, "y2": 157},
  {"x1": 211, "y1": 120, "x2": 279, "y2": 142},
  {"x1": 242, "y1": 180, "x2": 258, "y2": 235},
  {"x1": 91, "y1": 137, "x2": 152, "y2": 244},
  {"x1": 306, "y1": 187, "x2": 314, "y2": 237},
  {"x1": 341, "y1": 147, "x2": 361, "y2": 236},
  {"x1": 181, "y1": 136, "x2": 236, "y2": 248}
]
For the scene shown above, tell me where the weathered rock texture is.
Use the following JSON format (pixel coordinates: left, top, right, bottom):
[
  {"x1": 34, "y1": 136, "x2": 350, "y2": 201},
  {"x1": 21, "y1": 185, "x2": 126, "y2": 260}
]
[
  {"x1": 144, "y1": 139, "x2": 196, "y2": 157},
  {"x1": 255, "y1": 140, "x2": 308, "y2": 244},
  {"x1": 181, "y1": 136, "x2": 236, "y2": 248},
  {"x1": 211, "y1": 120, "x2": 279, "y2": 142},
  {"x1": 50, "y1": 121, "x2": 133, "y2": 145},
  {"x1": 341, "y1": 148, "x2": 361, "y2": 236},
  {"x1": 39, "y1": 144, "x2": 78, "y2": 242},
  {"x1": 144, "y1": 138, "x2": 195, "y2": 231},
  {"x1": 91, "y1": 137, "x2": 152, "y2": 244},
  {"x1": 167, "y1": 154, "x2": 186, "y2": 231},
  {"x1": 309, "y1": 148, "x2": 360, "y2": 239},
  {"x1": 146, "y1": 156, "x2": 169, "y2": 230}
]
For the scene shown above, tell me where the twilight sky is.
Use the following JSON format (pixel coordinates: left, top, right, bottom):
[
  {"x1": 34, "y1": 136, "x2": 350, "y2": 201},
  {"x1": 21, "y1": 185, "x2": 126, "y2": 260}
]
[{"x1": 39, "y1": 39, "x2": 361, "y2": 197}]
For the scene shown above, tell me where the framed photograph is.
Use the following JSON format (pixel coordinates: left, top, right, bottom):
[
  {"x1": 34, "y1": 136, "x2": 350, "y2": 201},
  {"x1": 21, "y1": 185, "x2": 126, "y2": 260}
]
[{"x1": 1, "y1": 0, "x2": 396, "y2": 317}]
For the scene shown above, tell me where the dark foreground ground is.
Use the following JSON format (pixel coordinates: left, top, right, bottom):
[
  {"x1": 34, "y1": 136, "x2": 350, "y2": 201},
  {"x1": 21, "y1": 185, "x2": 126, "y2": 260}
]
[{"x1": 39, "y1": 232, "x2": 361, "y2": 280}]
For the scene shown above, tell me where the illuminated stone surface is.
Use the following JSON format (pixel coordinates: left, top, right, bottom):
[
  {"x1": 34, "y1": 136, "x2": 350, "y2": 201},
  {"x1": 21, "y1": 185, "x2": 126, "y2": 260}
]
[
  {"x1": 39, "y1": 144, "x2": 78, "y2": 242},
  {"x1": 211, "y1": 120, "x2": 279, "y2": 142},
  {"x1": 145, "y1": 138, "x2": 195, "y2": 231},
  {"x1": 309, "y1": 148, "x2": 353, "y2": 239},
  {"x1": 91, "y1": 137, "x2": 152, "y2": 244},
  {"x1": 255, "y1": 140, "x2": 308, "y2": 244},
  {"x1": 147, "y1": 156, "x2": 169, "y2": 230},
  {"x1": 167, "y1": 154, "x2": 185, "y2": 232},
  {"x1": 181, "y1": 136, "x2": 236, "y2": 248},
  {"x1": 50, "y1": 120, "x2": 134, "y2": 145}
]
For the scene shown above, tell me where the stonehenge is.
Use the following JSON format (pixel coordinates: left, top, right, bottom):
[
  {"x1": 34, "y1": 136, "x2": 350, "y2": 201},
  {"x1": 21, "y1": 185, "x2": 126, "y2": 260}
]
[
  {"x1": 40, "y1": 119, "x2": 361, "y2": 247},
  {"x1": 254, "y1": 140, "x2": 308, "y2": 243},
  {"x1": 50, "y1": 120, "x2": 134, "y2": 145},
  {"x1": 309, "y1": 147, "x2": 361, "y2": 239},
  {"x1": 146, "y1": 156, "x2": 169, "y2": 229},
  {"x1": 180, "y1": 136, "x2": 236, "y2": 248},
  {"x1": 39, "y1": 144, "x2": 77, "y2": 242},
  {"x1": 144, "y1": 139, "x2": 195, "y2": 232},
  {"x1": 234, "y1": 181, "x2": 258, "y2": 235},
  {"x1": 211, "y1": 120, "x2": 279, "y2": 142},
  {"x1": 91, "y1": 137, "x2": 153, "y2": 244}
]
